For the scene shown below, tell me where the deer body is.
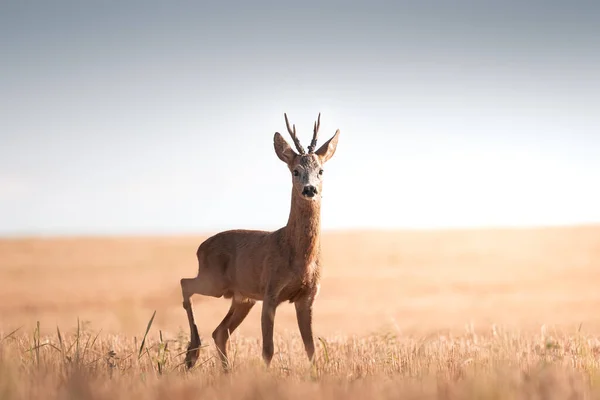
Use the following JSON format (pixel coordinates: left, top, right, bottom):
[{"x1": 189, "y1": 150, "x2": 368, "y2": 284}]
[{"x1": 181, "y1": 113, "x2": 339, "y2": 370}]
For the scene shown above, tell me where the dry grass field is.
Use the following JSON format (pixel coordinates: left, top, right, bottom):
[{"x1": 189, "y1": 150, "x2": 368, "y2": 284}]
[{"x1": 1, "y1": 226, "x2": 600, "y2": 399}]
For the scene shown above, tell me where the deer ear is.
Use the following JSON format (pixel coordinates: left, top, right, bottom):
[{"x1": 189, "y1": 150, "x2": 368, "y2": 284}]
[
  {"x1": 274, "y1": 132, "x2": 297, "y2": 164},
  {"x1": 315, "y1": 130, "x2": 340, "y2": 163}
]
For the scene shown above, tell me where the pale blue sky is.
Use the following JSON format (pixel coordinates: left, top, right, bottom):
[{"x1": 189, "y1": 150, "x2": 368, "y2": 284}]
[{"x1": 1, "y1": 1, "x2": 599, "y2": 236}]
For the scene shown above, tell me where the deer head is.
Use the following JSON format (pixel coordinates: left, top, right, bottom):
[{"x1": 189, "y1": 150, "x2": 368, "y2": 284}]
[{"x1": 274, "y1": 113, "x2": 340, "y2": 201}]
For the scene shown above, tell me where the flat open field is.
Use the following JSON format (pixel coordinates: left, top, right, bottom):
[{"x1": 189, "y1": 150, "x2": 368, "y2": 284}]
[{"x1": 1, "y1": 226, "x2": 600, "y2": 399}]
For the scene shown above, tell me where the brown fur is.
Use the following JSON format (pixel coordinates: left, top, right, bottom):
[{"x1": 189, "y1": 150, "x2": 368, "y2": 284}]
[{"x1": 180, "y1": 114, "x2": 340, "y2": 370}]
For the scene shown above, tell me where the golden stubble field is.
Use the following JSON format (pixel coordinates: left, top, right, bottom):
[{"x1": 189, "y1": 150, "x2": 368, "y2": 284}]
[{"x1": 1, "y1": 226, "x2": 600, "y2": 399}]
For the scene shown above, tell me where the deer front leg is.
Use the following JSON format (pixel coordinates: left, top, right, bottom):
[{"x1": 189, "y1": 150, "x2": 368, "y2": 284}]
[
  {"x1": 181, "y1": 278, "x2": 201, "y2": 369},
  {"x1": 184, "y1": 303, "x2": 201, "y2": 369},
  {"x1": 295, "y1": 295, "x2": 316, "y2": 362},
  {"x1": 261, "y1": 293, "x2": 278, "y2": 367}
]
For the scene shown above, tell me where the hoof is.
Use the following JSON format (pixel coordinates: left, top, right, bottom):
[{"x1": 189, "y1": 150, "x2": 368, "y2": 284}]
[
  {"x1": 185, "y1": 342, "x2": 200, "y2": 369},
  {"x1": 185, "y1": 324, "x2": 201, "y2": 369}
]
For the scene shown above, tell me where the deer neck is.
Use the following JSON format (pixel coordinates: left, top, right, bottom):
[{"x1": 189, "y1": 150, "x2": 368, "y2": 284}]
[{"x1": 284, "y1": 191, "x2": 321, "y2": 263}]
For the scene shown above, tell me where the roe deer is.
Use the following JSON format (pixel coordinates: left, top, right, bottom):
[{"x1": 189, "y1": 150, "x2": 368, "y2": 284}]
[{"x1": 180, "y1": 113, "x2": 340, "y2": 370}]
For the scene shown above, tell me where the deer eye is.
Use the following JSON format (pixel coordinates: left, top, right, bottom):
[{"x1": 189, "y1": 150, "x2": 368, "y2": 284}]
[
  {"x1": 319, "y1": 169, "x2": 324, "y2": 175},
  {"x1": 293, "y1": 170, "x2": 299, "y2": 177}
]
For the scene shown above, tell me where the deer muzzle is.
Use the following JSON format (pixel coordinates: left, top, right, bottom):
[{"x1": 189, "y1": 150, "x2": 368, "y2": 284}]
[{"x1": 302, "y1": 185, "x2": 318, "y2": 198}]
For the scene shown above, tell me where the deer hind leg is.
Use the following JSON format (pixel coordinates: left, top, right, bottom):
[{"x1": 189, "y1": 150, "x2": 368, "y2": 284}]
[
  {"x1": 212, "y1": 297, "x2": 255, "y2": 371},
  {"x1": 180, "y1": 274, "x2": 227, "y2": 369}
]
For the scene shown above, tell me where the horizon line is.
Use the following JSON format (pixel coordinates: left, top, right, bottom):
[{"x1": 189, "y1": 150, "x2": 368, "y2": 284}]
[{"x1": 1, "y1": 222, "x2": 599, "y2": 240}]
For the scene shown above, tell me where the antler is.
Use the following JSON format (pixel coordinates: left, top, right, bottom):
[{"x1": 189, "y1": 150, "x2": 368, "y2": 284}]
[
  {"x1": 284, "y1": 113, "x2": 305, "y2": 154},
  {"x1": 308, "y1": 113, "x2": 321, "y2": 153}
]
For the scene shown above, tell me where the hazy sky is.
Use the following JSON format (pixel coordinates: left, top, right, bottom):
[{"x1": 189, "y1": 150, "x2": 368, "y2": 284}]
[{"x1": 1, "y1": 1, "x2": 599, "y2": 236}]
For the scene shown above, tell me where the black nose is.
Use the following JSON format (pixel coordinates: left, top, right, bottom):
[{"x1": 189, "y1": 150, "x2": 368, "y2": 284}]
[{"x1": 302, "y1": 185, "x2": 318, "y2": 197}]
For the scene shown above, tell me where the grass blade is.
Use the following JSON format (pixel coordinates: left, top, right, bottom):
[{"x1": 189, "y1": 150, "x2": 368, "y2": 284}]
[
  {"x1": 174, "y1": 344, "x2": 209, "y2": 358},
  {"x1": 0, "y1": 326, "x2": 22, "y2": 344},
  {"x1": 318, "y1": 337, "x2": 330, "y2": 365},
  {"x1": 34, "y1": 321, "x2": 41, "y2": 367},
  {"x1": 138, "y1": 310, "x2": 156, "y2": 359},
  {"x1": 87, "y1": 329, "x2": 103, "y2": 354},
  {"x1": 56, "y1": 326, "x2": 65, "y2": 356},
  {"x1": 26, "y1": 342, "x2": 51, "y2": 353},
  {"x1": 75, "y1": 317, "x2": 81, "y2": 363},
  {"x1": 82, "y1": 329, "x2": 95, "y2": 361}
]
